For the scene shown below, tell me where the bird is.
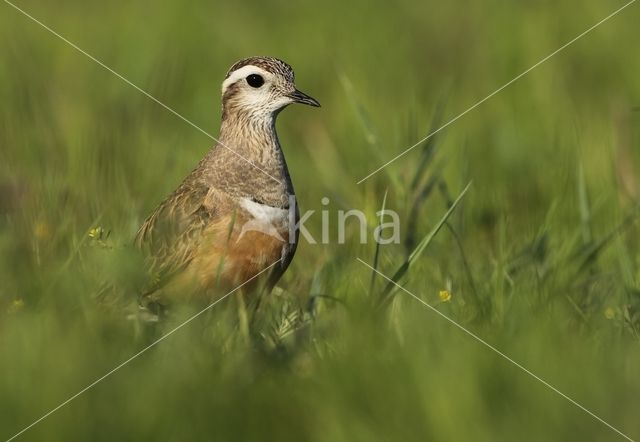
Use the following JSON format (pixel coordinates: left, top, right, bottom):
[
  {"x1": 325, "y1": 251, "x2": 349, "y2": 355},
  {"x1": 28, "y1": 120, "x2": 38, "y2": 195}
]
[{"x1": 134, "y1": 56, "x2": 320, "y2": 317}]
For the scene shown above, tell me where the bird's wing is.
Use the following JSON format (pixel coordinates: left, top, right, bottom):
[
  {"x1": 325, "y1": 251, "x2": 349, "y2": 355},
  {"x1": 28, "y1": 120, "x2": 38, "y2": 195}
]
[{"x1": 135, "y1": 183, "x2": 217, "y2": 293}]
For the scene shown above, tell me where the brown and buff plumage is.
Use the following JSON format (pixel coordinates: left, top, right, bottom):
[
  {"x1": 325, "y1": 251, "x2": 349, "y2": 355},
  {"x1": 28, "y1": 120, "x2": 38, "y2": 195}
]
[{"x1": 135, "y1": 57, "x2": 319, "y2": 314}]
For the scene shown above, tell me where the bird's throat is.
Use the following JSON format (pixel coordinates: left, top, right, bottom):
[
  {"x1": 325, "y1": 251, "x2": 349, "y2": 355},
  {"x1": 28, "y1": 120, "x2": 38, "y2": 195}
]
[{"x1": 210, "y1": 111, "x2": 293, "y2": 204}]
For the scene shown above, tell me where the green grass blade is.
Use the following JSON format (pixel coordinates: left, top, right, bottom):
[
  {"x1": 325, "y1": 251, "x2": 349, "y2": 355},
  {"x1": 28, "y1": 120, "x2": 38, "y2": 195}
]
[
  {"x1": 409, "y1": 101, "x2": 446, "y2": 193},
  {"x1": 577, "y1": 163, "x2": 592, "y2": 245},
  {"x1": 378, "y1": 181, "x2": 472, "y2": 305},
  {"x1": 408, "y1": 181, "x2": 472, "y2": 264},
  {"x1": 369, "y1": 188, "x2": 388, "y2": 294}
]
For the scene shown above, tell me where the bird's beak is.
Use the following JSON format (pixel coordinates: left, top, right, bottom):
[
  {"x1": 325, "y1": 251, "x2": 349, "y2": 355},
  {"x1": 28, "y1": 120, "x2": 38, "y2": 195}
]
[{"x1": 289, "y1": 89, "x2": 321, "y2": 107}]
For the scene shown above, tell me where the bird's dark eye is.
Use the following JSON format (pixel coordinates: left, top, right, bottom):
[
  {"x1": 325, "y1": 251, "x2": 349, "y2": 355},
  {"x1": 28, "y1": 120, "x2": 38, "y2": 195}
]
[{"x1": 246, "y1": 74, "x2": 264, "y2": 88}]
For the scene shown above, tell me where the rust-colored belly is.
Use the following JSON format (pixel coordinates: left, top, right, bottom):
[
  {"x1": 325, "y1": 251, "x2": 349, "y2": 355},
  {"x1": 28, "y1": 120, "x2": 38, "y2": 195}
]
[{"x1": 162, "y1": 210, "x2": 291, "y2": 302}]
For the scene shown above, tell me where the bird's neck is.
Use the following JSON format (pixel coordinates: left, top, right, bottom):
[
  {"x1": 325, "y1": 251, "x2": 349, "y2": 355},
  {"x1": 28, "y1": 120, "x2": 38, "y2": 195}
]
[
  {"x1": 219, "y1": 109, "x2": 279, "y2": 155},
  {"x1": 201, "y1": 109, "x2": 294, "y2": 206}
]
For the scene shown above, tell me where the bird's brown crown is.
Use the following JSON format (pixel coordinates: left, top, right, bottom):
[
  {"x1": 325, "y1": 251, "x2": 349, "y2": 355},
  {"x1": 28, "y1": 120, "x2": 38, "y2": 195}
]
[{"x1": 225, "y1": 57, "x2": 295, "y2": 83}]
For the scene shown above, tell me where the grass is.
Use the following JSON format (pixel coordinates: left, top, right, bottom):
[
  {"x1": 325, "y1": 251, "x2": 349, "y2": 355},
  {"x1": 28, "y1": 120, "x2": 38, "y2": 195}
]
[{"x1": 1, "y1": 0, "x2": 640, "y2": 440}]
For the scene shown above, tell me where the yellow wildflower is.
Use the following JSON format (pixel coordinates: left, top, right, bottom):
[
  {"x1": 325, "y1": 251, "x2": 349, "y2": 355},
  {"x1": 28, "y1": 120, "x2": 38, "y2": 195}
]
[
  {"x1": 8, "y1": 299, "x2": 25, "y2": 314},
  {"x1": 439, "y1": 290, "x2": 452, "y2": 302},
  {"x1": 88, "y1": 226, "x2": 105, "y2": 239},
  {"x1": 33, "y1": 221, "x2": 52, "y2": 241},
  {"x1": 604, "y1": 307, "x2": 615, "y2": 320}
]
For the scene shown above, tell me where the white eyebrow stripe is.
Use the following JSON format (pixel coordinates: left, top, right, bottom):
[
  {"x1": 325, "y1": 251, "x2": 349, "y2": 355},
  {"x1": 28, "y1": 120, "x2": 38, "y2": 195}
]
[{"x1": 221, "y1": 65, "x2": 269, "y2": 93}]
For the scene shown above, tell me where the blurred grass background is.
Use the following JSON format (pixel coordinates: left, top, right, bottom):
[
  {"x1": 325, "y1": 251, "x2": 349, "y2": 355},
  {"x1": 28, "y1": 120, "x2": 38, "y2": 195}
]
[{"x1": 1, "y1": 0, "x2": 640, "y2": 440}]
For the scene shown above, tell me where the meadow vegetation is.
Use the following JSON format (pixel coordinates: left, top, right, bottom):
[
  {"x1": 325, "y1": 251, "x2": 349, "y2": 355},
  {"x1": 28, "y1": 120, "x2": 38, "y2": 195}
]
[{"x1": 1, "y1": 0, "x2": 639, "y2": 440}]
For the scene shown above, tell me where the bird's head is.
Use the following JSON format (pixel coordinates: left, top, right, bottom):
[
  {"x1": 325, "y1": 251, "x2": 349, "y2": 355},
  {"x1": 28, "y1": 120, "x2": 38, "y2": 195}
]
[{"x1": 221, "y1": 57, "x2": 320, "y2": 119}]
